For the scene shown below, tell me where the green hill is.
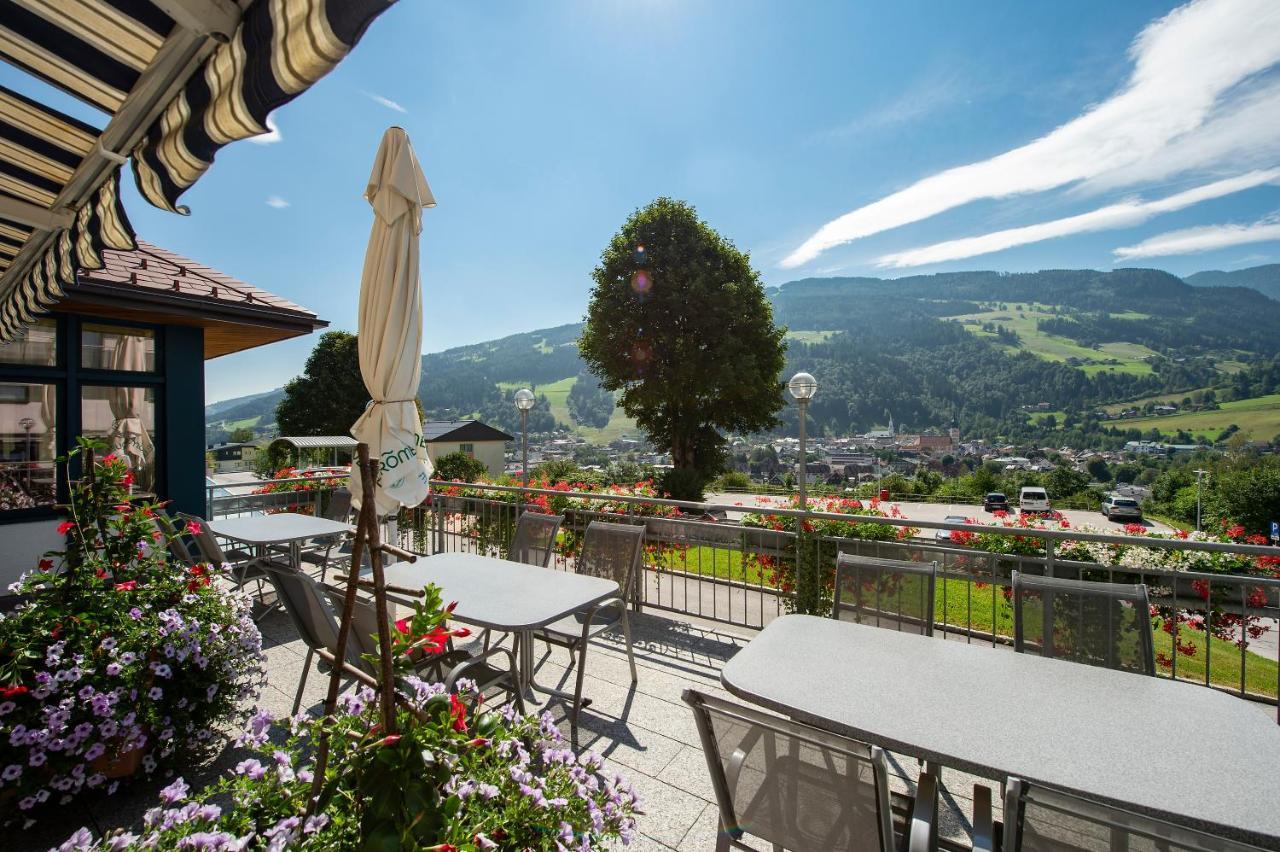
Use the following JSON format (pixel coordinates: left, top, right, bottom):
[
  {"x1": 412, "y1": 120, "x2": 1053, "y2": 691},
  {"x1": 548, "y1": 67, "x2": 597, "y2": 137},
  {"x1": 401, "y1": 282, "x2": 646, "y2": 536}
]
[
  {"x1": 208, "y1": 267, "x2": 1280, "y2": 448},
  {"x1": 1186, "y1": 264, "x2": 1280, "y2": 302}
]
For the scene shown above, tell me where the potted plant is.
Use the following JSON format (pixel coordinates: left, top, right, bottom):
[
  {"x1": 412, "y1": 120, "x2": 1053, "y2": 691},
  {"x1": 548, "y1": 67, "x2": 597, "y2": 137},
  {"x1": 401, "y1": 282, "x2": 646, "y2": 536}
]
[
  {"x1": 54, "y1": 586, "x2": 642, "y2": 850},
  {"x1": 0, "y1": 440, "x2": 265, "y2": 825}
]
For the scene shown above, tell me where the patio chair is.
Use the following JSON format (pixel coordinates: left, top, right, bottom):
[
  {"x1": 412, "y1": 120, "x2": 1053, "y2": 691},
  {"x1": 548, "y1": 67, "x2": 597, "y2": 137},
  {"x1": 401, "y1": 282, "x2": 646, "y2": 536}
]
[
  {"x1": 978, "y1": 777, "x2": 1264, "y2": 852},
  {"x1": 291, "y1": 487, "x2": 355, "y2": 580},
  {"x1": 832, "y1": 553, "x2": 939, "y2": 636},
  {"x1": 682, "y1": 689, "x2": 938, "y2": 852},
  {"x1": 260, "y1": 563, "x2": 522, "y2": 716},
  {"x1": 481, "y1": 511, "x2": 565, "y2": 652},
  {"x1": 1011, "y1": 571, "x2": 1155, "y2": 676},
  {"x1": 535, "y1": 520, "x2": 644, "y2": 738},
  {"x1": 151, "y1": 511, "x2": 198, "y2": 567},
  {"x1": 175, "y1": 512, "x2": 283, "y2": 611},
  {"x1": 509, "y1": 510, "x2": 563, "y2": 567}
]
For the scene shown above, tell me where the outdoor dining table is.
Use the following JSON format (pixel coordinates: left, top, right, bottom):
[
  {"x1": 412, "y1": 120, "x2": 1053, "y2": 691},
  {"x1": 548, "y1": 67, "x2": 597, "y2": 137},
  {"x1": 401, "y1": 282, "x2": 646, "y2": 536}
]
[
  {"x1": 380, "y1": 552, "x2": 620, "y2": 699},
  {"x1": 721, "y1": 614, "x2": 1280, "y2": 847},
  {"x1": 208, "y1": 513, "x2": 354, "y2": 572}
]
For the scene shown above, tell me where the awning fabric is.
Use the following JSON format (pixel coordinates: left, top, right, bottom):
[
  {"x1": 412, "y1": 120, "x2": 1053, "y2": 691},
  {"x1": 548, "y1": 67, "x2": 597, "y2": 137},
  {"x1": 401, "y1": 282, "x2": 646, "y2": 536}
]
[{"x1": 0, "y1": 0, "x2": 397, "y2": 341}]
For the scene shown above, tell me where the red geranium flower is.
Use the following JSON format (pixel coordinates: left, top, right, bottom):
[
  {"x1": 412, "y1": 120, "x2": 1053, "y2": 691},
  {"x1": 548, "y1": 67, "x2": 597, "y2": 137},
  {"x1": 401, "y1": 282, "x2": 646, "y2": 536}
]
[
  {"x1": 0, "y1": 684, "x2": 28, "y2": 698},
  {"x1": 114, "y1": 580, "x2": 138, "y2": 591},
  {"x1": 57, "y1": 520, "x2": 75, "y2": 535},
  {"x1": 449, "y1": 693, "x2": 468, "y2": 732}
]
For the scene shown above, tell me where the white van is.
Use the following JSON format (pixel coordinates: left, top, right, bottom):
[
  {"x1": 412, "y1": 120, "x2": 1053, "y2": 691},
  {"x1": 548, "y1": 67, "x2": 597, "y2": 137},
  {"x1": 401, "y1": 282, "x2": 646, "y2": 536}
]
[{"x1": 1019, "y1": 486, "x2": 1051, "y2": 514}]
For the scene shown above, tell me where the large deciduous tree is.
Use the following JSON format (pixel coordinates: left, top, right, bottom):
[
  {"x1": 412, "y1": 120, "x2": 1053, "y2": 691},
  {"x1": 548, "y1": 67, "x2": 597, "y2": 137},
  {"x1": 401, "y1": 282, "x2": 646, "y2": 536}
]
[
  {"x1": 579, "y1": 198, "x2": 786, "y2": 486},
  {"x1": 276, "y1": 331, "x2": 370, "y2": 436}
]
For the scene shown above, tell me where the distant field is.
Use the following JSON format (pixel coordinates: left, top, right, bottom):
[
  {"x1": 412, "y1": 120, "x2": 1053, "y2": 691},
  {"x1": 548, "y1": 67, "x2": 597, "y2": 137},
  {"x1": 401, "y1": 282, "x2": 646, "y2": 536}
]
[
  {"x1": 218, "y1": 415, "x2": 263, "y2": 431},
  {"x1": 501, "y1": 376, "x2": 639, "y2": 443},
  {"x1": 1122, "y1": 393, "x2": 1280, "y2": 440},
  {"x1": 1027, "y1": 409, "x2": 1065, "y2": 425},
  {"x1": 1101, "y1": 387, "x2": 1216, "y2": 414},
  {"x1": 949, "y1": 302, "x2": 1158, "y2": 375},
  {"x1": 785, "y1": 330, "x2": 839, "y2": 344}
]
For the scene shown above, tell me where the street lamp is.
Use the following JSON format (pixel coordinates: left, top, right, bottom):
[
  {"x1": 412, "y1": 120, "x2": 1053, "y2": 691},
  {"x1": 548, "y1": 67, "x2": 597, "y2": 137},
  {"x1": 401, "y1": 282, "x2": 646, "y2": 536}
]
[
  {"x1": 18, "y1": 417, "x2": 33, "y2": 490},
  {"x1": 788, "y1": 372, "x2": 818, "y2": 510},
  {"x1": 1193, "y1": 468, "x2": 1209, "y2": 532},
  {"x1": 514, "y1": 388, "x2": 536, "y2": 490}
]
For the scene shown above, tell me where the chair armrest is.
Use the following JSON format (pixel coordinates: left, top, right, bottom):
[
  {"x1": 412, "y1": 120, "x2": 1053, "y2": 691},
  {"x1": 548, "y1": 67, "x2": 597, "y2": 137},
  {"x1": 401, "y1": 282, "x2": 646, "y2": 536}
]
[
  {"x1": 971, "y1": 783, "x2": 995, "y2": 852},
  {"x1": 580, "y1": 595, "x2": 627, "y2": 633},
  {"x1": 444, "y1": 644, "x2": 518, "y2": 691},
  {"x1": 908, "y1": 771, "x2": 939, "y2": 852}
]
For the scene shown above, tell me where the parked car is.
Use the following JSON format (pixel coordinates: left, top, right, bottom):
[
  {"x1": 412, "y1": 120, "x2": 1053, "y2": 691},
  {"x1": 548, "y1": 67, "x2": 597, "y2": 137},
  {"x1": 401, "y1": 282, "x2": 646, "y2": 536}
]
[
  {"x1": 936, "y1": 515, "x2": 971, "y2": 542},
  {"x1": 982, "y1": 492, "x2": 1009, "y2": 512},
  {"x1": 1019, "y1": 487, "x2": 1051, "y2": 514},
  {"x1": 1101, "y1": 493, "x2": 1143, "y2": 521}
]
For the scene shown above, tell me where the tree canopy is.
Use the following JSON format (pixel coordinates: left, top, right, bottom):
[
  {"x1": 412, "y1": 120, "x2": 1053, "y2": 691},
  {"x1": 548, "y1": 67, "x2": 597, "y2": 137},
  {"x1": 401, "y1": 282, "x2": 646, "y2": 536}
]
[
  {"x1": 276, "y1": 331, "x2": 369, "y2": 436},
  {"x1": 579, "y1": 198, "x2": 786, "y2": 481}
]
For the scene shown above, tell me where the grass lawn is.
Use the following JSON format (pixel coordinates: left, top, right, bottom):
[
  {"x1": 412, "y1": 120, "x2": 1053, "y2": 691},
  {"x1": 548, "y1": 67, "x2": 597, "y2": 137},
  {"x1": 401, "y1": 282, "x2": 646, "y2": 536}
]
[
  {"x1": 1100, "y1": 387, "x2": 1216, "y2": 414},
  {"x1": 499, "y1": 376, "x2": 640, "y2": 443},
  {"x1": 949, "y1": 302, "x2": 1157, "y2": 375},
  {"x1": 1122, "y1": 393, "x2": 1280, "y2": 440},
  {"x1": 651, "y1": 553, "x2": 1279, "y2": 698}
]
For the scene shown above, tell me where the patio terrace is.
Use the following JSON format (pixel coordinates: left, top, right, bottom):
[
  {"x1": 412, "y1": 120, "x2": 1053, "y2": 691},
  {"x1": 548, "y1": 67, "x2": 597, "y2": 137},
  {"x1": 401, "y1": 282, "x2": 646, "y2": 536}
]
[{"x1": 20, "y1": 602, "x2": 993, "y2": 851}]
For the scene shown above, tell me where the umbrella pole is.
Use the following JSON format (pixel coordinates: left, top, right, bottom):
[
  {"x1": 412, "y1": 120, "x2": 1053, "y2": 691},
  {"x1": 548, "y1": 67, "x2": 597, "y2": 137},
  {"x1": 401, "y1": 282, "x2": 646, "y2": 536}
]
[
  {"x1": 362, "y1": 457, "x2": 399, "y2": 736},
  {"x1": 306, "y1": 442, "x2": 384, "y2": 813}
]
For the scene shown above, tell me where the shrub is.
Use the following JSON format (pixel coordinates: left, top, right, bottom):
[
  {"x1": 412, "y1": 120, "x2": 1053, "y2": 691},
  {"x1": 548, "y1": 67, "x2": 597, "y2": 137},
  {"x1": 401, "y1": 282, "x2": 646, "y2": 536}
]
[
  {"x1": 0, "y1": 440, "x2": 264, "y2": 825},
  {"x1": 716, "y1": 470, "x2": 752, "y2": 490},
  {"x1": 661, "y1": 467, "x2": 706, "y2": 502},
  {"x1": 55, "y1": 589, "x2": 640, "y2": 850},
  {"x1": 433, "y1": 451, "x2": 488, "y2": 483}
]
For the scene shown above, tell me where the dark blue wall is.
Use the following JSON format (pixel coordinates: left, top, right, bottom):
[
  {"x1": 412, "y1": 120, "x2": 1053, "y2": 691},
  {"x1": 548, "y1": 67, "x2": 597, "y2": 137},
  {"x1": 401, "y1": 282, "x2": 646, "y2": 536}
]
[{"x1": 162, "y1": 324, "x2": 205, "y2": 516}]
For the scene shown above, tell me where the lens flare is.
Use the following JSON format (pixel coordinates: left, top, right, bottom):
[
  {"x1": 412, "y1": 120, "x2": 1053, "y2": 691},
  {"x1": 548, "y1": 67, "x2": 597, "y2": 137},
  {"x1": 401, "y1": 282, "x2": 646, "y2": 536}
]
[{"x1": 630, "y1": 270, "x2": 652, "y2": 294}]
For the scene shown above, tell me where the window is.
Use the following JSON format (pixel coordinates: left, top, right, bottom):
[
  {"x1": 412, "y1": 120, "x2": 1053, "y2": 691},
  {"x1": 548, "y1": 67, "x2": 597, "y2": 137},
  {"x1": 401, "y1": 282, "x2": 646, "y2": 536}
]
[
  {"x1": 0, "y1": 382, "x2": 56, "y2": 510},
  {"x1": 81, "y1": 385, "x2": 158, "y2": 496},
  {"x1": 81, "y1": 324, "x2": 156, "y2": 372},
  {"x1": 0, "y1": 319, "x2": 56, "y2": 366},
  {"x1": 460, "y1": 443, "x2": 475, "y2": 458},
  {"x1": 0, "y1": 317, "x2": 164, "y2": 518}
]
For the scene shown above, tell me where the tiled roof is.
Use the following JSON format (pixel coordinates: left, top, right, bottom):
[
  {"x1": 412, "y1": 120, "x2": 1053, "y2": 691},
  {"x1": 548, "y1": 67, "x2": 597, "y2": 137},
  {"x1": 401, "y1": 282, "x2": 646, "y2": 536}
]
[
  {"x1": 423, "y1": 420, "x2": 515, "y2": 443},
  {"x1": 77, "y1": 239, "x2": 314, "y2": 318}
]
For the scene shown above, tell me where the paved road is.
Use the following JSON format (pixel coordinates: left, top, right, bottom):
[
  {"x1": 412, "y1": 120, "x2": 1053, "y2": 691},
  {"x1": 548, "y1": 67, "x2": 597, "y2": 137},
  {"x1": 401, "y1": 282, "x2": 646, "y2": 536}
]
[{"x1": 704, "y1": 491, "x2": 1174, "y2": 534}]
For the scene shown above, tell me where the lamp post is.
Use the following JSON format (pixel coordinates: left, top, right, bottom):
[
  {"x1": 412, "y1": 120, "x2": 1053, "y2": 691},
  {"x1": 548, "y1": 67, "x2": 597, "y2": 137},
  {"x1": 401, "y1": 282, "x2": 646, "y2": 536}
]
[
  {"x1": 1193, "y1": 468, "x2": 1208, "y2": 532},
  {"x1": 788, "y1": 372, "x2": 818, "y2": 511},
  {"x1": 18, "y1": 417, "x2": 33, "y2": 490},
  {"x1": 514, "y1": 388, "x2": 535, "y2": 492}
]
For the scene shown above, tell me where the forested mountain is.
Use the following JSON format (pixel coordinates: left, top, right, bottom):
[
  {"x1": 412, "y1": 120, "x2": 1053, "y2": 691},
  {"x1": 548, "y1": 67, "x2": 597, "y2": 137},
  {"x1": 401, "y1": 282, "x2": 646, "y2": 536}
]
[
  {"x1": 207, "y1": 266, "x2": 1280, "y2": 448},
  {"x1": 1186, "y1": 264, "x2": 1280, "y2": 302}
]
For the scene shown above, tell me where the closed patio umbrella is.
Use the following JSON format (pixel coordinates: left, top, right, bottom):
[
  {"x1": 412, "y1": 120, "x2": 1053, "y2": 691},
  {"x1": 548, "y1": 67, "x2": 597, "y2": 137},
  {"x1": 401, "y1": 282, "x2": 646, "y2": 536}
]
[
  {"x1": 349, "y1": 127, "x2": 436, "y2": 515},
  {"x1": 107, "y1": 335, "x2": 155, "y2": 493}
]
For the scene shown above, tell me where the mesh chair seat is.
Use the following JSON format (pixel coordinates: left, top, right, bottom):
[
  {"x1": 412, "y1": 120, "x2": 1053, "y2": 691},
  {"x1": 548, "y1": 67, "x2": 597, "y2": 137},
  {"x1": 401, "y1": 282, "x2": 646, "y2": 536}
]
[
  {"x1": 683, "y1": 689, "x2": 936, "y2": 852},
  {"x1": 1011, "y1": 571, "x2": 1156, "y2": 676},
  {"x1": 540, "y1": 604, "x2": 627, "y2": 641},
  {"x1": 991, "y1": 778, "x2": 1265, "y2": 852},
  {"x1": 833, "y1": 553, "x2": 939, "y2": 636}
]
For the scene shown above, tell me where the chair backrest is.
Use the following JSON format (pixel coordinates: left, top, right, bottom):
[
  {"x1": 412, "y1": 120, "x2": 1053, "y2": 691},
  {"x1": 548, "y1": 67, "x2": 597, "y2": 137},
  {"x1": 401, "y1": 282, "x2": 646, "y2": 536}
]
[
  {"x1": 325, "y1": 488, "x2": 353, "y2": 523},
  {"x1": 832, "y1": 553, "x2": 938, "y2": 636},
  {"x1": 260, "y1": 563, "x2": 370, "y2": 675},
  {"x1": 682, "y1": 689, "x2": 896, "y2": 852},
  {"x1": 174, "y1": 512, "x2": 228, "y2": 565},
  {"x1": 1004, "y1": 778, "x2": 1263, "y2": 852},
  {"x1": 151, "y1": 511, "x2": 196, "y2": 566},
  {"x1": 509, "y1": 511, "x2": 564, "y2": 567},
  {"x1": 1011, "y1": 571, "x2": 1155, "y2": 676},
  {"x1": 577, "y1": 520, "x2": 645, "y2": 595}
]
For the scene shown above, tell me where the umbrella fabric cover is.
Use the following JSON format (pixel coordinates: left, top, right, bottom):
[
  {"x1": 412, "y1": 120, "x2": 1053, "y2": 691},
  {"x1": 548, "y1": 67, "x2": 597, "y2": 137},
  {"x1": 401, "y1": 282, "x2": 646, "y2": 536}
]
[
  {"x1": 107, "y1": 334, "x2": 155, "y2": 493},
  {"x1": 349, "y1": 127, "x2": 436, "y2": 514}
]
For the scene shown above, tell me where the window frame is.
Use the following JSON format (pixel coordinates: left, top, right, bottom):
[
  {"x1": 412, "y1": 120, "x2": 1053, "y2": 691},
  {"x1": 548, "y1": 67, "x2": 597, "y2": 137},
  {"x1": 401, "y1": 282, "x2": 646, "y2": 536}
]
[{"x1": 0, "y1": 315, "x2": 165, "y2": 523}]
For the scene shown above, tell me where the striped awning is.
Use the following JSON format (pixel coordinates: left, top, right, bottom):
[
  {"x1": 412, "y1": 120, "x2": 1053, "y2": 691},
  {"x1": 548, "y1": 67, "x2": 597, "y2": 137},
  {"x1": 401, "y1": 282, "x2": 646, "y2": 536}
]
[{"x1": 0, "y1": 0, "x2": 397, "y2": 340}]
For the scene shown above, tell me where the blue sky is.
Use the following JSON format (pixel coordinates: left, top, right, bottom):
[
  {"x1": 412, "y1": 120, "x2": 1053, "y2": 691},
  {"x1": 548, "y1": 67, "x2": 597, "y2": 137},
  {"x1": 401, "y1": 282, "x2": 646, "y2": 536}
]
[{"x1": 5, "y1": 0, "x2": 1279, "y2": 402}]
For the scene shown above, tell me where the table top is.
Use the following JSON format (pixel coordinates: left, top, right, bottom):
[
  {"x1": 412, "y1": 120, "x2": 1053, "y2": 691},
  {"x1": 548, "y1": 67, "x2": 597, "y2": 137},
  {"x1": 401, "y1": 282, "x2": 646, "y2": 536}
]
[
  {"x1": 208, "y1": 513, "x2": 353, "y2": 545},
  {"x1": 721, "y1": 615, "x2": 1280, "y2": 846},
  {"x1": 380, "y1": 552, "x2": 619, "y2": 631}
]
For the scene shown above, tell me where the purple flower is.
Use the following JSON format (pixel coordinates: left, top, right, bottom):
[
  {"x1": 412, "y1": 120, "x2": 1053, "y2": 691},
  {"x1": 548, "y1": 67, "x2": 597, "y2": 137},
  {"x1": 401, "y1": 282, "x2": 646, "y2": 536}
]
[
  {"x1": 160, "y1": 777, "x2": 190, "y2": 803},
  {"x1": 118, "y1": 651, "x2": 136, "y2": 665},
  {"x1": 477, "y1": 783, "x2": 500, "y2": 800},
  {"x1": 2, "y1": 763, "x2": 21, "y2": 781},
  {"x1": 83, "y1": 743, "x2": 106, "y2": 762},
  {"x1": 0, "y1": 700, "x2": 14, "y2": 716},
  {"x1": 303, "y1": 815, "x2": 329, "y2": 834},
  {"x1": 105, "y1": 663, "x2": 122, "y2": 676},
  {"x1": 100, "y1": 637, "x2": 116, "y2": 651},
  {"x1": 235, "y1": 759, "x2": 266, "y2": 781},
  {"x1": 29, "y1": 751, "x2": 46, "y2": 767},
  {"x1": 128, "y1": 607, "x2": 142, "y2": 619},
  {"x1": 54, "y1": 826, "x2": 94, "y2": 851},
  {"x1": 148, "y1": 686, "x2": 163, "y2": 700}
]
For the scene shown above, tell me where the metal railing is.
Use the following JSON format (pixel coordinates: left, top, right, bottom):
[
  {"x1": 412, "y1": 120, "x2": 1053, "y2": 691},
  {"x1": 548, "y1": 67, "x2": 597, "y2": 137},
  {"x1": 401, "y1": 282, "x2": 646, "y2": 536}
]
[
  {"x1": 205, "y1": 474, "x2": 1280, "y2": 710},
  {"x1": 407, "y1": 480, "x2": 1280, "y2": 711},
  {"x1": 205, "y1": 474, "x2": 344, "y2": 519}
]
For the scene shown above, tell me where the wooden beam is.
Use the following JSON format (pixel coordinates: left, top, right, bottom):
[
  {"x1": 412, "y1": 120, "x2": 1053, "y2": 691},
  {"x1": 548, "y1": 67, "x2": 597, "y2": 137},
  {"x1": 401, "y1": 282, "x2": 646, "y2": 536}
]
[
  {"x1": 0, "y1": 195, "x2": 73, "y2": 230},
  {"x1": 149, "y1": 0, "x2": 241, "y2": 41}
]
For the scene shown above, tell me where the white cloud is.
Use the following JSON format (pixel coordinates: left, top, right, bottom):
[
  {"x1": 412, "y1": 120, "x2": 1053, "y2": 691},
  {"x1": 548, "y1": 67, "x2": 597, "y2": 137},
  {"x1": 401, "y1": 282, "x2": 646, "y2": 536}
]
[
  {"x1": 875, "y1": 169, "x2": 1280, "y2": 267},
  {"x1": 265, "y1": 195, "x2": 290, "y2": 209},
  {"x1": 365, "y1": 92, "x2": 407, "y2": 113},
  {"x1": 1113, "y1": 215, "x2": 1280, "y2": 259},
  {"x1": 781, "y1": 0, "x2": 1280, "y2": 268},
  {"x1": 249, "y1": 112, "x2": 281, "y2": 145}
]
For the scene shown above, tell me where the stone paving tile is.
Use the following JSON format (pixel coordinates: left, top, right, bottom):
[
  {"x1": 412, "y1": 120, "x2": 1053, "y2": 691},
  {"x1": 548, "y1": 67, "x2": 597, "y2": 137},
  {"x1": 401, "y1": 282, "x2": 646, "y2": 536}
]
[{"x1": 611, "y1": 759, "x2": 712, "y2": 850}]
